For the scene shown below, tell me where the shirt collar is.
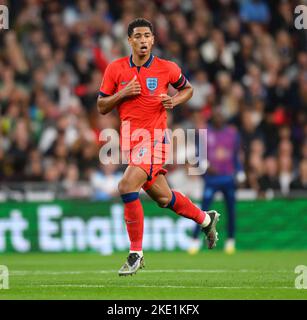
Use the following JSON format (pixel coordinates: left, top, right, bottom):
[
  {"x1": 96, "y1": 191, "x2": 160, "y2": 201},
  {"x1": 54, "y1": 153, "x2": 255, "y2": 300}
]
[{"x1": 129, "y1": 54, "x2": 154, "y2": 68}]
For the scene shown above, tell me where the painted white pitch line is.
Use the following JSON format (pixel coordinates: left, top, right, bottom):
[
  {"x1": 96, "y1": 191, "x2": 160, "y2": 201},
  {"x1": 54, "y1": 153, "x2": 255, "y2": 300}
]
[
  {"x1": 37, "y1": 284, "x2": 296, "y2": 290},
  {"x1": 11, "y1": 269, "x2": 290, "y2": 275}
]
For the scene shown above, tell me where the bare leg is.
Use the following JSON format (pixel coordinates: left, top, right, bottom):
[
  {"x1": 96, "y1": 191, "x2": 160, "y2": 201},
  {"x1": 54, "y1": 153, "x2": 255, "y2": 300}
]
[
  {"x1": 118, "y1": 165, "x2": 148, "y2": 194},
  {"x1": 145, "y1": 174, "x2": 173, "y2": 207}
]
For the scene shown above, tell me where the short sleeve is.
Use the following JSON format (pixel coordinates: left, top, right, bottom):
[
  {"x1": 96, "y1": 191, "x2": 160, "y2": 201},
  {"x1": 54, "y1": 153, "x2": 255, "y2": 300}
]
[
  {"x1": 99, "y1": 63, "x2": 117, "y2": 97},
  {"x1": 169, "y1": 61, "x2": 187, "y2": 90}
]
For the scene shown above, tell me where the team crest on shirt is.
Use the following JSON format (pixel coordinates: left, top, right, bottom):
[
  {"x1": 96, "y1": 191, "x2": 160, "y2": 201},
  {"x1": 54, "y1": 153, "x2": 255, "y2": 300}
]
[{"x1": 146, "y1": 78, "x2": 158, "y2": 91}]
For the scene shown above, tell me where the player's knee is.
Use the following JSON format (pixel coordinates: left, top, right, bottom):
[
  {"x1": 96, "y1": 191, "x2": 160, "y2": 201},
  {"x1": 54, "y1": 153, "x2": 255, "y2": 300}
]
[
  {"x1": 118, "y1": 178, "x2": 131, "y2": 195},
  {"x1": 156, "y1": 195, "x2": 172, "y2": 208}
]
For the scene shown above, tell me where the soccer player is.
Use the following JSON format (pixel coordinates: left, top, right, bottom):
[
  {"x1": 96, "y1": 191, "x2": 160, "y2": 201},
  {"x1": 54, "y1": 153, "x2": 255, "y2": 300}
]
[
  {"x1": 188, "y1": 107, "x2": 245, "y2": 255},
  {"x1": 97, "y1": 18, "x2": 220, "y2": 276}
]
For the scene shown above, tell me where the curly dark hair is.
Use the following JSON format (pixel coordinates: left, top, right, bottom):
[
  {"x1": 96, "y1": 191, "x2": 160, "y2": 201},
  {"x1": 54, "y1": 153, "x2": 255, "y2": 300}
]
[{"x1": 127, "y1": 18, "x2": 153, "y2": 37}]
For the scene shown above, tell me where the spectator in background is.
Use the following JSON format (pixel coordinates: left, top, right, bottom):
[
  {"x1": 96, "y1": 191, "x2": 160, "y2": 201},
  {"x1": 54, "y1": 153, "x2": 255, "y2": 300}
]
[
  {"x1": 290, "y1": 160, "x2": 307, "y2": 190},
  {"x1": 54, "y1": 70, "x2": 80, "y2": 112},
  {"x1": 7, "y1": 118, "x2": 32, "y2": 181},
  {"x1": 301, "y1": 141, "x2": 307, "y2": 161},
  {"x1": 90, "y1": 163, "x2": 122, "y2": 200},
  {"x1": 278, "y1": 139, "x2": 294, "y2": 195},
  {"x1": 278, "y1": 153, "x2": 294, "y2": 195},
  {"x1": 187, "y1": 71, "x2": 213, "y2": 111},
  {"x1": 62, "y1": 162, "x2": 92, "y2": 198},
  {"x1": 43, "y1": 159, "x2": 61, "y2": 183},
  {"x1": 246, "y1": 139, "x2": 265, "y2": 192},
  {"x1": 239, "y1": 109, "x2": 264, "y2": 158},
  {"x1": 200, "y1": 29, "x2": 235, "y2": 81},
  {"x1": 215, "y1": 71, "x2": 244, "y2": 121},
  {"x1": 26, "y1": 149, "x2": 43, "y2": 182},
  {"x1": 75, "y1": 141, "x2": 99, "y2": 179},
  {"x1": 270, "y1": 0, "x2": 295, "y2": 34},
  {"x1": 258, "y1": 156, "x2": 280, "y2": 197},
  {"x1": 62, "y1": 163, "x2": 80, "y2": 190}
]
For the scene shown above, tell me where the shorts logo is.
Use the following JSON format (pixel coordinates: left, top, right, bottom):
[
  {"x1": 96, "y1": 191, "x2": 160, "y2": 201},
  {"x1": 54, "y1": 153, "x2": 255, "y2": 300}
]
[
  {"x1": 138, "y1": 147, "x2": 148, "y2": 158},
  {"x1": 146, "y1": 78, "x2": 158, "y2": 91}
]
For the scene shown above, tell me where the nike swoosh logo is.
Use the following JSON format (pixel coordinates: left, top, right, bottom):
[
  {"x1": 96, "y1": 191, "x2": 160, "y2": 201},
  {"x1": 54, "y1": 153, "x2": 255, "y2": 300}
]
[
  {"x1": 126, "y1": 220, "x2": 137, "y2": 224},
  {"x1": 121, "y1": 81, "x2": 128, "y2": 85}
]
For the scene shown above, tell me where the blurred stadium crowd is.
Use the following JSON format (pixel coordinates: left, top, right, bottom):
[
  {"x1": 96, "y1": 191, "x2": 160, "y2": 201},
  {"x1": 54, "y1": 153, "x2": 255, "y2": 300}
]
[{"x1": 0, "y1": 0, "x2": 307, "y2": 200}]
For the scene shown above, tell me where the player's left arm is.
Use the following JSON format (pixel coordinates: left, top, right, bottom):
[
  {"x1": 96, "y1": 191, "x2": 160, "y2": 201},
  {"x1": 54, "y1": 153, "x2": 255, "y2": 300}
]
[
  {"x1": 161, "y1": 81, "x2": 193, "y2": 109},
  {"x1": 161, "y1": 62, "x2": 193, "y2": 109}
]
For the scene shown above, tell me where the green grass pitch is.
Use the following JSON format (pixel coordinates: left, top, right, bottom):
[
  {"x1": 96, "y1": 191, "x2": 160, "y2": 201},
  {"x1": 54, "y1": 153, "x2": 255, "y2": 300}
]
[{"x1": 1, "y1": 251, "x2": 307, "y2": 300}]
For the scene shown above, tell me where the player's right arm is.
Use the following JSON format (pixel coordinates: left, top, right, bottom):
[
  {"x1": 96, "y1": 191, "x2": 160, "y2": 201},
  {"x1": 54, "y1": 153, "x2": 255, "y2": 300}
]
[{"x1": 97, "y1": 65, "x2": 141, "y2": 115}]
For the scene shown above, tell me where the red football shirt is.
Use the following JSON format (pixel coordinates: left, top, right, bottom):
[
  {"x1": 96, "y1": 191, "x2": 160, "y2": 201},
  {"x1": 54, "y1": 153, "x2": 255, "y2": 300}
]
[{"x1": 99, "y1": 54, "x2": 187, "y2": 150}]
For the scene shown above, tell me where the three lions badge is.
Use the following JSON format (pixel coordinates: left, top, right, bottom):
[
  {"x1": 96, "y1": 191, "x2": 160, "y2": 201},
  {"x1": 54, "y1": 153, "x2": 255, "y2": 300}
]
[{"x1": 146, "y1": 78, "x2": 158, "y2": 92}]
